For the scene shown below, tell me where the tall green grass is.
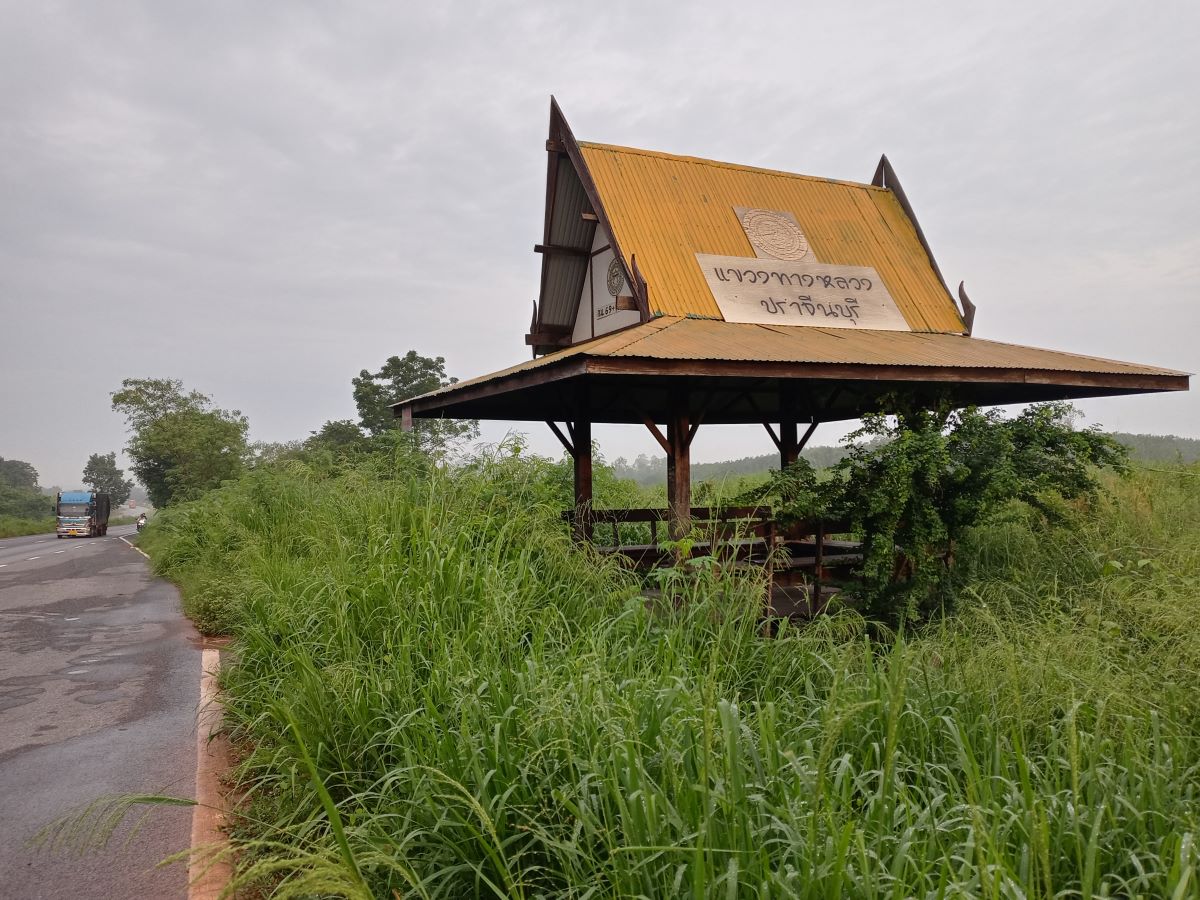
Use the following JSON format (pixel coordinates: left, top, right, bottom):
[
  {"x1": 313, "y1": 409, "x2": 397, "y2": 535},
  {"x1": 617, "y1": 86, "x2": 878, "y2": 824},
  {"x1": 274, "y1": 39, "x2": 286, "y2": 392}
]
[
  {"x1": 147, "y1": 449, "x2": 1200, "y2": 897},
  {"x1": 0, "y1": 515, "x2": 55, "y2": 538}
]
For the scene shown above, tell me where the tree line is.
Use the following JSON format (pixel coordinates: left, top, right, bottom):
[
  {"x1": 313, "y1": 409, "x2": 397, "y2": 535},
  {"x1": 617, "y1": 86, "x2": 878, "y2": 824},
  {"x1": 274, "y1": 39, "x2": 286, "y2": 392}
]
[
  {"x1": 10, "y1": 346, "x2": 1196, "y2": 526},
  {"x1": 106, "y1": 351, "x2": 477, "y2": 510},
  {"x1": 613, "y1": 430, "x2": 1200, "y2": 486},
  {"x1": 0, "y1": 453, "x2": 133, "y2": 519}
]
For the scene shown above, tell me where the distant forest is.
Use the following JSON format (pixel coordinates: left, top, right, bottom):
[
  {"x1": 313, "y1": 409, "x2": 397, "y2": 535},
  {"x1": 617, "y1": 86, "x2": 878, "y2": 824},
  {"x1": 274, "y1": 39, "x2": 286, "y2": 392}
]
[{"x1": 611, "y1": 431, "x2": 1200, "y2": 486}]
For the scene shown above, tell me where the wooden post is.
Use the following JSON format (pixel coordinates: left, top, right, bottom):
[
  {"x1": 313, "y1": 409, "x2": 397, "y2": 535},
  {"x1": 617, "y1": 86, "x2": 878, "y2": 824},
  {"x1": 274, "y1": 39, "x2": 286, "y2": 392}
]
[
  {"x1": 400, "y1": 406, "x2": 413, "y2": 432},
  {"x1": 573, "y1": 417, "x2": 592, "y2": 541},
  {"x1": 665, "y1": 390, "x2": 691, "y2": 541},
  {"x1": 778, "y1": 384, "x2": 799, "y2": 469},
  {"x1": 779, "y1": 420, "x2": 798, "y2": 469},
  {"x1": 573, "y1": 382, "x2": 593, "y2": 542}
]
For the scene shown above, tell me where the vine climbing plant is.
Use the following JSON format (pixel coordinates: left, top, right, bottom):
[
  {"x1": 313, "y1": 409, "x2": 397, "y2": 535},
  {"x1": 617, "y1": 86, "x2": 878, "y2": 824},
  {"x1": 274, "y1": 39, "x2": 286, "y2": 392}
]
[{"x1": 739, "y1": 401, "x2": 1130, "y2": 626}]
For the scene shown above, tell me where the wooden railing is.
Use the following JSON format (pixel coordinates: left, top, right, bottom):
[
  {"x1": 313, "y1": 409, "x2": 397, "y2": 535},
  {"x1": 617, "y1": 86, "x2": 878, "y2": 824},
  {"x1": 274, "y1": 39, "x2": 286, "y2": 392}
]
[{"x1": 563, "y1": 506, "x2": 862, "y2": 582}]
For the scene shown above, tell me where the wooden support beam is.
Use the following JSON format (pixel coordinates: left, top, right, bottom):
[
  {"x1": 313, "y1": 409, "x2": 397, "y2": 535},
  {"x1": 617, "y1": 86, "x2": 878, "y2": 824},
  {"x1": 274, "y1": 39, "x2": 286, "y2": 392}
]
[
  {"x1": 581, "y1": 211, "x2": 598, "y2": 222},
  {"x1": 641, "y1": 415, "x2": 670, "y2": 454},
  {"x1": 534, "y1": 243, "x2": 589, "y2": 257},
  {"x1": 546, "y1": 421, "x2": 574, "y2": 456},
  {"x1": 573, "y1": 413, "x2": 592, "y2": 541},
  {"x1": 779, "y1": 419, "x2": 798, "y2": 468},
  {"x1": 687, "y1": 413, "x2": 703, "y2": 448},
  {"x1": 666, "y1": 391, "x2": 691, "y2": 542},
  {"x1": 525, "y1": 330, "x2": 572, "y2": 347},
  {"x1": 400, "y1": 406, "x2": 413, "y2": 433},
  {"x1": 763, "y1": 422, "x2": 782, "y2": 453},
  {"x1": 546, "y1": 139, "x2": 565, "y2": 153},
  {"x1": 615, "y1": 295, "x2": 639, "y2": 311},
  {"x1": 797, "y1": 420, "x2": 820, "y2": 453},
  {"x1": 777, "y1": 383, "x2": 799, "y2": 468}
]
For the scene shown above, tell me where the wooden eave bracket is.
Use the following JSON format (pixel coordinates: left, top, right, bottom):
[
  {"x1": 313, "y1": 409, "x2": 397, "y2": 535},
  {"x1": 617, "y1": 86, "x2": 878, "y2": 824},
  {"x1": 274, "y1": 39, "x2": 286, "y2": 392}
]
[
  {"x1": 762, "y1": 422, "x2": 782, "y2": 451},
  {"x1": 798, "y1": 420, "x2": 820, "y2": 452},
  {"x1": 641, "y1": 414, "x2": 671, "y2": 454},
  {"x1": 766, "y1": 418, "x2": 818, "y2": 455},
  {"x1": 957, "y1": 281, "x2": 977, "y2": 336},
  {"x1": 547, "y1": 421, "x2": 575, "y2": 456}
]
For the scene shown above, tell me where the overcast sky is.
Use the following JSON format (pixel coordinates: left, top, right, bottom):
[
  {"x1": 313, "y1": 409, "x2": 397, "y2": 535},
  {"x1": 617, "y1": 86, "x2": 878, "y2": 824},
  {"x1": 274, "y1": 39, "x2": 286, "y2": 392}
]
[{"x1": 3, "y1": 1, "x2": 1197, "y2": 488}]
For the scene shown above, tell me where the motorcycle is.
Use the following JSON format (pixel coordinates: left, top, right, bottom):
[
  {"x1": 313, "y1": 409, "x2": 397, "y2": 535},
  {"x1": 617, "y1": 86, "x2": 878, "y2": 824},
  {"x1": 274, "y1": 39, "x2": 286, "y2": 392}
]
[{"x1": 136, "y1": 516, "x2": 147, "y2": 533}]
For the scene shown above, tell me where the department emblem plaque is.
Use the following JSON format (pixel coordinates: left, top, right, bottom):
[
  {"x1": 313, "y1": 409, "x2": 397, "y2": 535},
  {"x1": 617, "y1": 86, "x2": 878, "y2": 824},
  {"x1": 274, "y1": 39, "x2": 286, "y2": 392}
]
[
  {"x1": 736, "y1": 207, "x2": 810, "y2": 261},
  {"x1": 606, "y1": 258, "x2": 625, "y2": 296}
]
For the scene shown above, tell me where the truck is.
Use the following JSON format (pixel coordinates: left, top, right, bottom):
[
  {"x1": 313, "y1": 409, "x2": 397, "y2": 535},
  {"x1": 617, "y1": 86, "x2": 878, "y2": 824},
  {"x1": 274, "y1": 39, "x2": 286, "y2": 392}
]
[{"x1": 54, "y1": 490, "x2": 111, "y2": 538}]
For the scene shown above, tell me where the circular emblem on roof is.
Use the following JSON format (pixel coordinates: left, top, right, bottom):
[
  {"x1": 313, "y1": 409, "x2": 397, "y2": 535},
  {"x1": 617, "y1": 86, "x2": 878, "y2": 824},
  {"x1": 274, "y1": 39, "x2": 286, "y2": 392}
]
[
  {"x1": 606, "y1": 258, "x2": 625, "y2": 297},
  {"x1": 741, "y1": 208, "x2": 809, "y2": 261}
]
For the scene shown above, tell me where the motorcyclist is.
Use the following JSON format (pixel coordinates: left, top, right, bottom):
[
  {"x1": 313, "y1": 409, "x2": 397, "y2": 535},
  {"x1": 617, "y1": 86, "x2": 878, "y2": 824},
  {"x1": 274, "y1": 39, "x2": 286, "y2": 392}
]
[{"x1": 136, "y1": 513, "x2": 148, "y2": 531}]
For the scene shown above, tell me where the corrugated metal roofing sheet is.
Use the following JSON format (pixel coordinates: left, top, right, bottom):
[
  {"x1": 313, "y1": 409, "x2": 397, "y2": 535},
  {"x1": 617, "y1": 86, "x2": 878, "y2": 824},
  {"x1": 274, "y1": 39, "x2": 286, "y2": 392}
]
[
  {"x1": 578, "y1": 143, "x2": 966, "y2": 333},
  {"x1": 400, "y1": 317, "x2": 1186, "y2": 408},
  {"x1": 603, "y1": 318, "x2": 1182, "y2": 373}
]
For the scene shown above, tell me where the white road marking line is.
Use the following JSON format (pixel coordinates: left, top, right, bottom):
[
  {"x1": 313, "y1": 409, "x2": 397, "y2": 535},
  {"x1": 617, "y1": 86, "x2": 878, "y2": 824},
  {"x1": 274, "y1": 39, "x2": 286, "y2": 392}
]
[
  {"x1": 28, "y1": 556, "x2": 40, "y2": 560},
  {"x1": 0, "y1": 564, "x2": 7, "y2": 568},
  {"x1": 54, "y1": 550, "x2": 65, "y2": 554},
  {"x1": 119, "y1": 536, "x2": 151, "y2": 560}
]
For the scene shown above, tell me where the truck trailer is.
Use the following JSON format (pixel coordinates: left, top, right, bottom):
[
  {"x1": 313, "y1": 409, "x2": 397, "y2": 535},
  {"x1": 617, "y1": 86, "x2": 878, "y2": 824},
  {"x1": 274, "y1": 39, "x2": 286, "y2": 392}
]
[{"x1": 55, "y1": 490, "x2": 110, "y2": 538}]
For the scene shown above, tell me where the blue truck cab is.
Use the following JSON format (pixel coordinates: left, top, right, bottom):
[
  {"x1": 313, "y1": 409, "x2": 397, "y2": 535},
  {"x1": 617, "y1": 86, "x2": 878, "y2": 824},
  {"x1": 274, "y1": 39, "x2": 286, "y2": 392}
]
[{"x1": 55, "y1": 490, "x2": 111, "y2": 538}]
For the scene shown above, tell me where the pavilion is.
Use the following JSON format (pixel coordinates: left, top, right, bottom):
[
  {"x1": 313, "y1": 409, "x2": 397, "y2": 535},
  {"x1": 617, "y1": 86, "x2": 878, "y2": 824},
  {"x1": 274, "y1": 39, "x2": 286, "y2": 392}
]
[{"x1": 395, "y1": 99, "x2": 1188, "y2": 548}]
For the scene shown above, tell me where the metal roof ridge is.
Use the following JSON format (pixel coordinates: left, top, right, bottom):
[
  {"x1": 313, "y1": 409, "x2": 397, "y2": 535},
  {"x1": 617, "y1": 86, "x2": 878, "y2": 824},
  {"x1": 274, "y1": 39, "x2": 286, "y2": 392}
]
[
  {"x1": 589, "y1": 316, "x2": 684, "y2": 356},
  {"x1": 578, "y1": 141, "x2": 886, "y2": 192}
]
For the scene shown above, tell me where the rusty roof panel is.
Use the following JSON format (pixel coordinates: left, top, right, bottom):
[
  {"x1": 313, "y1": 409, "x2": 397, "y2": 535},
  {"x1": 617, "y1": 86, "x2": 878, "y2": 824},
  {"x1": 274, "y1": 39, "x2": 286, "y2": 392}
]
[
  {"x1": 579, "y1": 143, "x2": 965, "y2": 333},
  {"x1": 398, "y1": 317, "x2": 1187, "y2": 412},
  {"x1": 603, "y1": 318, "x2": 1184, "y2": 374}
]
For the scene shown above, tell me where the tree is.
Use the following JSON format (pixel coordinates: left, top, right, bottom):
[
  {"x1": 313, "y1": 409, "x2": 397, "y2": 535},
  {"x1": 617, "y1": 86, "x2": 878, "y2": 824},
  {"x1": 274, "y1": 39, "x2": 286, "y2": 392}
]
[
  {"x1": 305, "y1": 419, "x2": 368, "y2": 453},
  {"x1": 834, "y1": 401, "x2": 1129, "y2": 623},
  {"x1": 81, "y1": 452, "x2": 134, "y2": 506},
  {"x1": 0, "y1": 456, "x2": 46, "y2": 519},
  {"x1": 0, "y1": 457, "x2": 39, "y2": 491},
  {"x1": 112, "y1": 378, "x2": 250, "y2": 508},
  {"x1": 352, "y1": 351, "x2": 478, "y2": 446}
]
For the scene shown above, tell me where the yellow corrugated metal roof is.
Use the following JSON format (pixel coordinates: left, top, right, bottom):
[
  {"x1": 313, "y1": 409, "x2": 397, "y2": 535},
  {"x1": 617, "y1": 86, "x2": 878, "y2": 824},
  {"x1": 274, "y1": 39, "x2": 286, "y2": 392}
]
[
  {"x1": 601, "y1": 318, "x2": 1184, "y2": 374},
  {"x1": 401, "y1": 317, "x2": 1186, "y2": 409},
  {"x1": 579, "y1": 142, "x2": 966, "y2": 333}
]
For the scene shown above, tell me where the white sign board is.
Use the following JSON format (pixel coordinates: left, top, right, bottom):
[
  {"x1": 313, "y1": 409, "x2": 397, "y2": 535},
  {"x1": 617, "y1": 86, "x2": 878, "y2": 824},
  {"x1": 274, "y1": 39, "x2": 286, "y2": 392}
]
[{"x1": 695, "y1": 253, "x2": 910, "y2": 330}]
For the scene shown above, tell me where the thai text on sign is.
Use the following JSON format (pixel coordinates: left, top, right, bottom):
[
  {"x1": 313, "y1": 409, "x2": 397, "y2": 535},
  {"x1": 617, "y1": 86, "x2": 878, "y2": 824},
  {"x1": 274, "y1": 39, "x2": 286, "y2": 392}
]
[{"x1": 695, "y1": 254, "x2": 910, "y2": 330}]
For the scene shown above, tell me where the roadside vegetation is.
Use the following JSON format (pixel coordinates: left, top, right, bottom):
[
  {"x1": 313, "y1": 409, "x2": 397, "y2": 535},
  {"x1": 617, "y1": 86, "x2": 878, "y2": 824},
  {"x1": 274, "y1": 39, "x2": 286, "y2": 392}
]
[
  {"x1": 0, "y1": 450, "x2": 140, "y2": 538},
  {"x1": 142, "y1": 418, "x2": 1200, "y2": 897},
  {"x1": 0, "y1": 515, "x2": 56, "y2": 539},
  {"x1": 0, "y1": 456, "x2": 53, "y2": 537}
]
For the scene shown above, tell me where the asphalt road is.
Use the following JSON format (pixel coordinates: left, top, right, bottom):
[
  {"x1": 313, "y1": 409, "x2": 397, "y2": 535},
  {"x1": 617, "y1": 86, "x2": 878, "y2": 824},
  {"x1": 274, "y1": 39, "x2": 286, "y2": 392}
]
[{"x1": 0, "y1": 526, "x2": 198, "y2": 899}]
